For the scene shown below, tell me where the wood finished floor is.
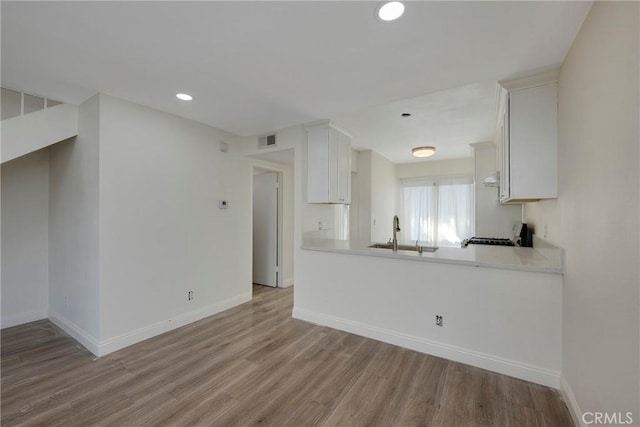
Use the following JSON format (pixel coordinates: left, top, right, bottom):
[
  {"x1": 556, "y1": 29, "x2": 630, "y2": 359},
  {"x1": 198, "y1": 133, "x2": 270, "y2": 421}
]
[{"x1": 1, "y1": 285, "x2": 574, "y2": 426}]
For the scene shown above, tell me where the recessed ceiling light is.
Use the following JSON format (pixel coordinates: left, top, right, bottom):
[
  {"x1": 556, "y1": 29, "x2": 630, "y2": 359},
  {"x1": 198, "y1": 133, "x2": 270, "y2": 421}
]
[
  {"x1": 377, "y1": 1, "x2": 405, "y2": 22},
  {"x1": 176, "y1": 93, "x2": 193, "y2": 101},
  {"x1": 412, "y1": 146, "x2": 436, "y2": 158}
]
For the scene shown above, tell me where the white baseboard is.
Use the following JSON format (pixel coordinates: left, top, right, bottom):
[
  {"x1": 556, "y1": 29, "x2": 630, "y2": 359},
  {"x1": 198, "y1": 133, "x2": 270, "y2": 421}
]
[
  {"x1": 292, "y1": 307, "x2": 560, "y2": 389},
  {"x1": 48, "y1": 311, "x2": 100, "y2": 356},
  {"x1": 560, "y1": 375, "x2": 585, "y2": 427},
  {"x1": 282, "y1": 277, "x2": 294, "y2": 288},
  {"x1": 97, "y1": 292, "x2": 252, "y2": 357},
  {"x1": 1, "y1": 309, "x2": 48, "y2": 329}
]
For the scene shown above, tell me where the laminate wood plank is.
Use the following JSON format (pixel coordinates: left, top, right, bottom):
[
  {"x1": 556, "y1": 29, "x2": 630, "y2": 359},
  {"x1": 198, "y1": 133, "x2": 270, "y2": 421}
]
[
  {"x1": 307, "y1": 338, "x2": 381, "y2": 408},
  {"x1": 408, "y1": 354, "x2": 450, "y2": 406},
  {"x1": 238, "y1": 334, "x2": 357, "y2": 426},
  {"x1": 500, "y1": 374, "x2": 537, "y2": 409},
  {"x1": 396, "y1": 398, "x2": 439, "y2": 426},
  {"x1": 322, "y1": 370, "x2": 392, "y2": 426},
  {"x1": 282, "y1": 399, "x2": 331, "y2": 426},
  {"x1": 94, "y1": 388, "x2": 177, "y2": 426},
  {"x1": 1, "y1": 284, "x2": 573, "y2": 426},
  {"x1": 365, "y1": 349, "x2": 423, "y2": 425},
  {"x1": 529, "y1": 382, "x2": 575, "y2": 426}
]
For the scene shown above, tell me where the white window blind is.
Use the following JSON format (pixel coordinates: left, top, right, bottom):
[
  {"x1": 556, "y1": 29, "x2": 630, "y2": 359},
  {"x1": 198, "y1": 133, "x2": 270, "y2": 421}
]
[{"x1": 400, "y1": 175, "x2": 474, "y2": 247}]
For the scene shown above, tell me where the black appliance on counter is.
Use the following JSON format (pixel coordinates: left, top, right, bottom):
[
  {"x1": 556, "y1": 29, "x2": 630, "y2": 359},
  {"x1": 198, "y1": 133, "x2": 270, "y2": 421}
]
[
  {"x1": 462, "y1": 223, "x2": 533, "y2": 248},
  {"x1": 513, "y1": 223, "x2": 533, "y2": 247}
]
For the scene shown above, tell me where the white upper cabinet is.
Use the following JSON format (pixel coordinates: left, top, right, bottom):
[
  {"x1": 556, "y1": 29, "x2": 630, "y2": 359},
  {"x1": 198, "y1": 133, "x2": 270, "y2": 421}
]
[
  {"x1": 307, "y1": 122, "x2": 352, "y2": 204},
  {"x1": 498, "y1": 73, "x2": 558, "y2": 203}
]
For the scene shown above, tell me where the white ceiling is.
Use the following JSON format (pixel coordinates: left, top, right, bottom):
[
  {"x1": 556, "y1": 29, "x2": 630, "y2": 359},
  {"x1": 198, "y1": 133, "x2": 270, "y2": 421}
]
[
  {"x1": 2, "y1": 1, "x2": 592, "y2": 160},
  {"x1": 334, "y1": 82, "x2": 497, "y2": 163}
]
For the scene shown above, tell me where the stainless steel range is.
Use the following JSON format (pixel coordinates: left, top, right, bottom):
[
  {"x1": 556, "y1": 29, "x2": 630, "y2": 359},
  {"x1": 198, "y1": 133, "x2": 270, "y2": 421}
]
[{"x1": 462, "y1": 237, "x2": 516, "y2": 248}]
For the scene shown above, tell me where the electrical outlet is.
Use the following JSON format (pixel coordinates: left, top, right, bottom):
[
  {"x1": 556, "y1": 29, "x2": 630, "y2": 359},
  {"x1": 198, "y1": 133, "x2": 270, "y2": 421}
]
[
  {"x1": 436, "y1": 315, "x2": 443, "y2": 327},
  {"x1": 188, "y1": 291, "x2": 194, "y2": 301}
]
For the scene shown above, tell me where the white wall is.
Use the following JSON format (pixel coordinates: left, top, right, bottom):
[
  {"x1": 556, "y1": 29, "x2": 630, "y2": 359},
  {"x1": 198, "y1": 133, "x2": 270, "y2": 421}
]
[
  {"x1": 525, "y1": 2, "x2": 639, "y2": 422},
  {"x1": 396, "y1": 157, "x2": 473, "y2": 180},
  {"x1": 369, "y1": 151, "x2": 397, "y2": 242},
  {"x1": 98, "y1": 94, "x2": 252, "y2": 346},
  {"x1": 1, "y1": 149, "x2": 49, "y2": 327},
  {"x1": 472, "y1": 143, "x2": 522, "y2": 238},
  {"x1": 48, "y1": 95, "x2": 101, "y2": 343}
]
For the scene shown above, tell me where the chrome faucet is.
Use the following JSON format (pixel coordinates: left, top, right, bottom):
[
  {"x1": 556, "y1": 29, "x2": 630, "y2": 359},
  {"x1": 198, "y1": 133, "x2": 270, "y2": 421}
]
[{"x1": 392, "y1": 215, "x2": 401, "y2": 252}]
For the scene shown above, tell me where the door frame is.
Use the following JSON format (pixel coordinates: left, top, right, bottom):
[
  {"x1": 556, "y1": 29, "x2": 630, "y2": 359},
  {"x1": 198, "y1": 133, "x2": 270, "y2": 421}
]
[{"x1": 251, "y1": 165, "x2": 284, "y2": 288}]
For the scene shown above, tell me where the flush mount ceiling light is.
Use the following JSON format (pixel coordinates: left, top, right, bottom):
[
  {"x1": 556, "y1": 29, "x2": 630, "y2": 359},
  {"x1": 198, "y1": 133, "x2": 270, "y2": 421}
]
[
  {"x1": 377, "y1": 1, "x2": 405, "y2": 22},
  {"x1": 176, "y1": 93, "x2": 193, "y2": 101},
  {"x1": 412, "y1": 146, "x2": 436, "y2": 158}
]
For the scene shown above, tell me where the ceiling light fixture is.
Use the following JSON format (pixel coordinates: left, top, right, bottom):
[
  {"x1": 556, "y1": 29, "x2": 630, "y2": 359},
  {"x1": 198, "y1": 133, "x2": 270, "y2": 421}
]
[
  {"x1": 176, "y1": 93, "x2": 193, "y2": 101},
  {"x1": 412, "y1": 146, "x2": 436, "y2": 158},
  {"x1": 377, "y1": 1, "x2": 405, "y2": 22}
]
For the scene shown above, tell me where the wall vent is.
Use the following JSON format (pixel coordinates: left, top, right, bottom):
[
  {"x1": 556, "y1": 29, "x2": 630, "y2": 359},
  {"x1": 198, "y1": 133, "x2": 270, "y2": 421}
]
[{"x1": 258, "y1": 134, "x2": 277, "y2": 149}]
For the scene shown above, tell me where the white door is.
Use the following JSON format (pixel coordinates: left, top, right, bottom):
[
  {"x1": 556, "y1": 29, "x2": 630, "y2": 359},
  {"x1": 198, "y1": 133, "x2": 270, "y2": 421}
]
[{"x1": 253, "y1": 172, "x2": 278, "y2": 287}]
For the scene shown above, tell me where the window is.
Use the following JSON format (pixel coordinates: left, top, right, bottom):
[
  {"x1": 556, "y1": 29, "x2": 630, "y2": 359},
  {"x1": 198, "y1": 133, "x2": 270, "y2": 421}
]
[{"x1": 401, "y1": 176, "x2": 474, "y2": 247}]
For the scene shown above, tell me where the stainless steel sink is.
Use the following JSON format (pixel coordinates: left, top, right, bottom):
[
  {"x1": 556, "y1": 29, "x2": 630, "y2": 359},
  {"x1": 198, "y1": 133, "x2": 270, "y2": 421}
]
[{"x1": 368, "y1": 243, "x2": 438, "y2": 253}]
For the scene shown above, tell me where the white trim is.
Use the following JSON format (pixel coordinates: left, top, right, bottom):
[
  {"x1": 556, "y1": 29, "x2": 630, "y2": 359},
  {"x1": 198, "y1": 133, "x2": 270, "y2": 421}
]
[
  {"x1": 292, "y1": 307, "x2": 560, "y2": 388},
  {"x1": 499, "y1": 67, "x2": 560, "y2": 91},
  {"x1": 48, "y1": 311, "x2": 100, "y2": 356},
  {"x1": 1, "y1": 309, "x2": 48, "y2": 329},
  {"x1": 97, "y1": 292, "x2": 252, "y2": 357},
  {"x1": 560, "y1": 375, "x2": 586, "y2": 427},
  {"x1": 283, "y1": 277, "x2": 294, "y2": 288},
  {"x1": 303, "y1": 119, "x2": 353, "y2": 139}
]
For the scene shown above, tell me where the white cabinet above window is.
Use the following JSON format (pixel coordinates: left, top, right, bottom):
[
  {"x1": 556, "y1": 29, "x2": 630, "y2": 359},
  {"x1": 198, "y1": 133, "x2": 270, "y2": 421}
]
[
  {"x1": 306, "y1": 121, "x2": 352, "y2": 204},
  {"x1": 497, "y1": 72, "x2": 558, "y2": 204}
]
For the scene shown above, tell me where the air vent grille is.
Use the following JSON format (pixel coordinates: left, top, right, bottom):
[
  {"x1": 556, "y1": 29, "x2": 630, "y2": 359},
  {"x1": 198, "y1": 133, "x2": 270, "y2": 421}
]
[{"x1": 258, "y1": 134, "x2": 277, "y2": 149}]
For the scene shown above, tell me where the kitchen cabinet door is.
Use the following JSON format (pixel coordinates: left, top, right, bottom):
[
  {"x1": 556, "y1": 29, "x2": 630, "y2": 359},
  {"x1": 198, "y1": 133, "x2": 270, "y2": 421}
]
[{"x1": 500, "y1": 82, "x2": 558, "y2": 203}]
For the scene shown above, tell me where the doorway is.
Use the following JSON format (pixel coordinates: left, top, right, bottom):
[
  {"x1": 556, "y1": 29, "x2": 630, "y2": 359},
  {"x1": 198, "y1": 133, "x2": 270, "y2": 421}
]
[{"x1": 252, "y1": 169, "x2": 283, "y2": 287}]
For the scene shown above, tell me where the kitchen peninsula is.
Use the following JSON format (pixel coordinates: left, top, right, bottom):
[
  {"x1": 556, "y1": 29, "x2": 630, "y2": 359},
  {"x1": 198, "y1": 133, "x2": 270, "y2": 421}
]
[{"x1": 295, "y1": 236, "x2": 563, "y2": 388}]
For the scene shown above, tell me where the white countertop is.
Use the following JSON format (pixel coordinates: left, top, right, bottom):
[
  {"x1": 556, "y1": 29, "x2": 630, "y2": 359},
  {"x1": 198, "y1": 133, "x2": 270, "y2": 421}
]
[{"x1": 301, "y1": 238, "x2": 563, "y2": 274}]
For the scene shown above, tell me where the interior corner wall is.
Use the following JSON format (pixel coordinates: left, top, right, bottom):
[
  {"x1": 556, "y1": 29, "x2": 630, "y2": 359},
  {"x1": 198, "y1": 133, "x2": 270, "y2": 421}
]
[
  {"x1": 369, "y1": 151, "x2": 397, "y2": 243},
  {"x1": 356, "y1": 150, "x2": 372, "y2": 242},
  {"x1": 1, "y1": 149, "x2": 50, "y2": 328},
  {"x1": 97, "y1": 94, "x2": 252, "y2": 347},
  {"x1": 525, "y1": 1, "x2": 639, "y2": 420},
  {"x1": 48, "y1": 94, "x2": 101, "y2": 344}
]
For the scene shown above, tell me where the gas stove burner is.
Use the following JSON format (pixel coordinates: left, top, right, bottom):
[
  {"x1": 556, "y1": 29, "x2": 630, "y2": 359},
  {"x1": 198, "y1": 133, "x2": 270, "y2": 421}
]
[{"x1": 463, "y1": 237, "x2": 516, "y2": 247}]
